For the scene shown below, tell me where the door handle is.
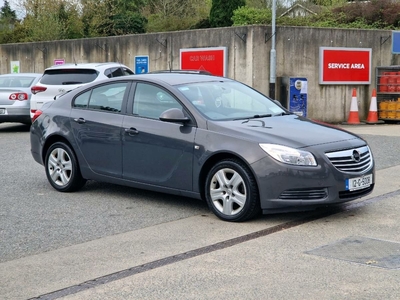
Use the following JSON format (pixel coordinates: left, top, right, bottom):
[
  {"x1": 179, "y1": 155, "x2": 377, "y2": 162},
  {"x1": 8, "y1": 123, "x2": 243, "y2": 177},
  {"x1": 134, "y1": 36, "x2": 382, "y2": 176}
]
[
  {"x1": 73, "y1": 118, "x2": 86, "y2": 124},
  {"x1": 124, "y1": 127, "x2": 139, "y2": 135}
]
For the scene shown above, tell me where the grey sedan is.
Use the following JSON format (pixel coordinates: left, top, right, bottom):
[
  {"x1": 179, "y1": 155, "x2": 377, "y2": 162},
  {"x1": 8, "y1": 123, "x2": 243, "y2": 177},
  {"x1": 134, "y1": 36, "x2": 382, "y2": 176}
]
[
  {"x1": 0, "y1": 73, "x2": 42, "y2": 124},
  {"x1": 30, "y1": 74, "x2": 375, "y2": 222}
]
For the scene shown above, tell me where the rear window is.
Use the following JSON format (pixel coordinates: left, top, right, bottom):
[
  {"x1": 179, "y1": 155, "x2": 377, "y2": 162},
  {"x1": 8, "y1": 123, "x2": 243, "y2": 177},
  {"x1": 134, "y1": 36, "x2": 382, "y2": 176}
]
[{"x1": 40, "y1": 69, "x2": 99, "y2": 85}]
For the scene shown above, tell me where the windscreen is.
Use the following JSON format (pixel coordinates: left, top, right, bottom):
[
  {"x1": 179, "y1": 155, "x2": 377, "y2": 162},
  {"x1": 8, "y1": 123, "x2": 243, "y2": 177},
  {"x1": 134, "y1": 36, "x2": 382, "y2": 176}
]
[{"x1": 177, "y1": 81, "x2": 286, "y2": 120}]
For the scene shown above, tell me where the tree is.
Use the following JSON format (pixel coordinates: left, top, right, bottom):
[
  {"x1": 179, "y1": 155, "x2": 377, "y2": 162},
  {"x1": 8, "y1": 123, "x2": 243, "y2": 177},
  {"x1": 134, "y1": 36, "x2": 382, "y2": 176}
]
[
  {"x1": 1, "y1": 0, "x2": 17, "y2": 23},
  {"x1": 0, "y1": 0, "x2": 18, "y2": 43},
  {"x1": 81, "y1": 0, "x2": 147, "y2": 37},
  {"x1": 13, "y1": 0, "x2": 84, "y2": 42},
  {"x1": 144, "y1": 0, "x2": 210, "y2": 32},
  {"x1": 209, "y1": 0, "x2": 246, "y2": 27},
  {"x1": 307, "y1": 0, "x2": 346, "y2": 5}
]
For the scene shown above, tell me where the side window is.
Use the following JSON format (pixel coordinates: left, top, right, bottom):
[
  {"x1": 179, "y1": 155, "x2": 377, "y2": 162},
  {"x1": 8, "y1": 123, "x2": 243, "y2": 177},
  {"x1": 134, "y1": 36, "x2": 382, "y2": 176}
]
[
  {"x1": 105, "y1": 67, "x2": 124, "y2": 78},
  {"x1": 104, "y1": 69, "x2": 112, "y2": 78},
  {"x1": 121, "y1": 67, "x2": 134, "y2": 75},
  {"x1": 73, "y1": 91, "x2": 90, "y2": 108},
  {"x1": 86, "y1": 82, "x2": 129, "y2": 112},
  {"x1": 133, "y1": 83, "x2": 182, "y2": 119}
]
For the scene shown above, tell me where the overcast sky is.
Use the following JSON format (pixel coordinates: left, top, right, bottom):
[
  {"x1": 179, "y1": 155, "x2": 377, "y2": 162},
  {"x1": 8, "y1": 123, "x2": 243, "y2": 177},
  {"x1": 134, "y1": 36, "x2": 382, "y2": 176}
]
[{"x1": 0, "y1": 0, "x2": 25, "y2": 19}]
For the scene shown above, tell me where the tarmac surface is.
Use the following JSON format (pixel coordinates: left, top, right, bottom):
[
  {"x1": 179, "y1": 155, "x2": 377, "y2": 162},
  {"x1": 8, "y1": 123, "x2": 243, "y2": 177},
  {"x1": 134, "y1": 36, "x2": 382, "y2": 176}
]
[{"x1": 1, "y1": 123, "x2": 400, "y2": 300}]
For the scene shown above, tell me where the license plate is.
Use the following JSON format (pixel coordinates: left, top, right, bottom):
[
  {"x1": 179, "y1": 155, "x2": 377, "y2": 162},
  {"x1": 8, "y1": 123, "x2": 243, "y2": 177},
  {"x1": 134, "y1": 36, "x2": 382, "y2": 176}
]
[
  {"x1": 0, "y1": 108, "x2": 5, "y2": 114},
  {"x1": 346, "y1": 174, "x2": 372, "y2": 191}
]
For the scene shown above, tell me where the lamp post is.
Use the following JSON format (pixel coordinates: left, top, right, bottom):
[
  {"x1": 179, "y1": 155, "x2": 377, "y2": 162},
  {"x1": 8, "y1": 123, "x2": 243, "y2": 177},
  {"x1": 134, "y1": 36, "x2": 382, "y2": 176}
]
[{"x1": 269, "y1": 0, "x2": 276, "y2": 99}]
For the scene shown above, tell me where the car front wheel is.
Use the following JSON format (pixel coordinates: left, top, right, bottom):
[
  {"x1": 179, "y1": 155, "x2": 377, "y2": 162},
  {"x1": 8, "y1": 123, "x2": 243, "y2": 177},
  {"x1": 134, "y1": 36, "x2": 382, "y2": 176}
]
[
  {"x1": 205, "y1": 159, "x2": 260, "y2": 222},
  {"x1": 45, "y1": 142, "x2": 86, "y2": 192}
]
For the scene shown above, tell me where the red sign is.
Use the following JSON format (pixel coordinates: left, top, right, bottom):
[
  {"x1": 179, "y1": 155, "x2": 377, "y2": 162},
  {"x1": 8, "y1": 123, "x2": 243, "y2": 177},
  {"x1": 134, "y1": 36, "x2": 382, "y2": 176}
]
[
  {"x1": 180, "y1": 47, "x2": 227, "y2": 77},
  {"x1": 319, "y1": 47, "x2": 371, "y2": 84}
]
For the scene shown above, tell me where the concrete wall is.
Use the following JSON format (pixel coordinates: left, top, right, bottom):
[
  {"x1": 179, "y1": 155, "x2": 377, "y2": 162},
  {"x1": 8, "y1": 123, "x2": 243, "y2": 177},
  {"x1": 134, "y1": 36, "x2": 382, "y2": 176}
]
[{"x1": 0, "y1": 25, "x2": 397, "y2": 123}]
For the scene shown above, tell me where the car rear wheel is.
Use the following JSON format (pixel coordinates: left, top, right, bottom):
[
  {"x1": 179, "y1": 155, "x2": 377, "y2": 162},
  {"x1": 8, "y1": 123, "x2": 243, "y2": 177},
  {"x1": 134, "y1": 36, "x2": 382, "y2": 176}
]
[
  {"x1": 205, "y1": 159, "x2": 261, "y2": 222},
  {"x1": 45, "y1": 142, "x2": 86, "y2": 192}
]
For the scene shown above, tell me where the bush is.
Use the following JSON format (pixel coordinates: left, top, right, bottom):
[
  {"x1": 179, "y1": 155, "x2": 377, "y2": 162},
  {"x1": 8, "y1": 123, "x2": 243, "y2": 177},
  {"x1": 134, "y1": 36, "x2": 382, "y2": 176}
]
[
  {"x1": 232, "y1": 6, "x2": 272, "y2": 26},
  {"x1": 210, "y1": 0, "x2": 245, "y2": 27},
  {"x1": 331, "y1": 0, "x2": 400, "y2": 29}
]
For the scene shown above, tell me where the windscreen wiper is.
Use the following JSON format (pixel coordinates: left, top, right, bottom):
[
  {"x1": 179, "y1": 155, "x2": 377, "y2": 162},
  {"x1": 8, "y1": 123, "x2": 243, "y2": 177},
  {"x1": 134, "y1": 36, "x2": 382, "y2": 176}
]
[
  {"x1": 253, "y1": 114, "x2": 272, "y2": 118},
  {"x1": 239, "y1": 114, "x2": 272, "y2": 123}
]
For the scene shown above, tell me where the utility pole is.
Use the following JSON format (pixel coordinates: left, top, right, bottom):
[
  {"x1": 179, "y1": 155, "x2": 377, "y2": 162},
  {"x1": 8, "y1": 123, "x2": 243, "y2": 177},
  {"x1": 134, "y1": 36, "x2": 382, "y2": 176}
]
[{"x1": 269, "y1": 0, "x2": 277, "y2": 99}]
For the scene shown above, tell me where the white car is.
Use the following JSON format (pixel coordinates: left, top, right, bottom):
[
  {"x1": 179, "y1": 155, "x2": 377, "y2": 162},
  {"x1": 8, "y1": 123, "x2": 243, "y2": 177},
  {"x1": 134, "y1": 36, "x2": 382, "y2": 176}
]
[{"x1": 30, "y1": 62, "x2": 134, "y2": 118}]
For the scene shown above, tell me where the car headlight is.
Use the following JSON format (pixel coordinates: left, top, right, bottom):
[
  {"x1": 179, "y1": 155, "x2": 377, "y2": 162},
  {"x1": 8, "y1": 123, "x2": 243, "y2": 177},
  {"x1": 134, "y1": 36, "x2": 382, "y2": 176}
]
[{"x1": 259, "y1": 144, "x2": 317, "y2": 166}]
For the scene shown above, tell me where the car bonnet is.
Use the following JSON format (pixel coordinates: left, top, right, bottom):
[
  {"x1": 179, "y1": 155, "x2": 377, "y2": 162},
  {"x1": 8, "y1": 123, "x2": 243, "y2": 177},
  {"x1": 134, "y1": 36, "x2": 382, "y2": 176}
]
[{"x1": 207, "y1": 114, "x2": 361, "y2": 149}]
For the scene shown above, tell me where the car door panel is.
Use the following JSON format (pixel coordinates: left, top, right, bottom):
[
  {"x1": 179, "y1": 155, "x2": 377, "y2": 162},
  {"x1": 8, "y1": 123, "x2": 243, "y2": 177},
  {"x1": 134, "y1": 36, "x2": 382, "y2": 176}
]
[
  {"x1": 122, "y1": 82, "x2": 195, "y2": 190},
  {"x1": 70, "y1": 110, "x2": 124, "y2": 178},
  {"x1": 122, "y1": 117, "x2": 195, "y2": 190}
]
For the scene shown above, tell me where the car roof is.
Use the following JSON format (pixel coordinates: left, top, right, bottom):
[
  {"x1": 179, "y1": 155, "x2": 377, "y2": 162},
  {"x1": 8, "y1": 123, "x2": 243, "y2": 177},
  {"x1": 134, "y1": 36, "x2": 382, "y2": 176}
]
[
  {"x1": 131, "y1": 73, "x2": 231, "y2": 86},
  {"x1": 44, "y1": 62, "x2": 129, "y2": 71}
]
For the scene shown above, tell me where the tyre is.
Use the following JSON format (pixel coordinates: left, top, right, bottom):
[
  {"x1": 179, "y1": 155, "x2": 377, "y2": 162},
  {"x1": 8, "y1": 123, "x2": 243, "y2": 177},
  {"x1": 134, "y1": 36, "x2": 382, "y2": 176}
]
[
  {"x1": 45, "y1": 142, "x2": 86, "y2": 192},
  {"x1": 205, "y1": 159, "x2": 261, "y2": 222}
]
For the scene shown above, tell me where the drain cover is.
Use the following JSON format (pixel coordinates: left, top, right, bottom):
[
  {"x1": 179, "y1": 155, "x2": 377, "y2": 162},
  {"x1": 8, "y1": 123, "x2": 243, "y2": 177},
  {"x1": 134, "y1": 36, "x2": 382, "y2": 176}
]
[{"x1": 306, "y1": 236, "x2": 400, "y2": 269}]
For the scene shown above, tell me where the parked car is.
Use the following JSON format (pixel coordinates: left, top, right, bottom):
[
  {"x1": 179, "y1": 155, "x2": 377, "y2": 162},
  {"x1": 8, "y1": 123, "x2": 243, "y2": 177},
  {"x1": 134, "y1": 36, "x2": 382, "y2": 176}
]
[
  {"x1": 0, "y1": 73, "x2": 42, "y2": 125},
  {"x1": 30, "y1": 73, "x2": 375, "y2": 222},
  {"x1": 30, "y1": 62, "x2": 134, "y2": 119}
]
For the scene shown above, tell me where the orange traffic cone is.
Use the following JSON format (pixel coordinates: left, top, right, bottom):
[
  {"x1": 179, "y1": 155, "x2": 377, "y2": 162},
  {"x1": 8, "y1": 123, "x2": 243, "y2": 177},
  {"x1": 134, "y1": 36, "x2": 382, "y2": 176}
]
[
  {"x1": 342, "y1": 88, "x2": 364, "y2": 125},
  {"x1": 364, "y1": 89, "x2": 384, "y2": 124}
]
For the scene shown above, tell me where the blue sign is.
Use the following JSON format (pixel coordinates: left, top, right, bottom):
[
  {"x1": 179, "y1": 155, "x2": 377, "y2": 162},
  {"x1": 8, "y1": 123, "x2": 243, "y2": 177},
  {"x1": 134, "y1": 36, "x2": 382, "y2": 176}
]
[
  {"x1": 135, "y1": 56, "x2": 149, "y2": 74},
  {"x1": 288, "y1": 77, "x2": 308, "y2": 117},
  {"x1": 392, "y1": 31, "x2": 400, "y2": 54}
]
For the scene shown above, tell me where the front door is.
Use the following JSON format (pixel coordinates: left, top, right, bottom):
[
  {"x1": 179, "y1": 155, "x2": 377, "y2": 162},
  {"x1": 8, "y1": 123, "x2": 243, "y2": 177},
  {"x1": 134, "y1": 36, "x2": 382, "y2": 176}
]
[{"x1": 122, "y1": 82, "x2": 196, "y2": 190}]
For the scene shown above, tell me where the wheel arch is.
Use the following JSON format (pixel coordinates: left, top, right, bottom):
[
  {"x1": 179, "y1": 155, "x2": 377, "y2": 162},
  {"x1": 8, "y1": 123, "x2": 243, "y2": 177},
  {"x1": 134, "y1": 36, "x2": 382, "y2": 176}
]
[
  {"x1": 198, "y1": 152, "x2": 259, "y2": 201},
  {"x1": 42, "y1": 135, "x2": 76, "y2": 165}
]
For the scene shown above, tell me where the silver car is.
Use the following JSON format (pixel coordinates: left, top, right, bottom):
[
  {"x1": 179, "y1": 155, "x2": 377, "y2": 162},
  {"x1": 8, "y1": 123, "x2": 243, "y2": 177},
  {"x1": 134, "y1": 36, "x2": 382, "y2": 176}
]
[
  {"x1": 30, "y1": 74, "x2": 375, "y2": 222},
  {"x1": 0, "y1": 73, "x2": 42, "y2": 124}
]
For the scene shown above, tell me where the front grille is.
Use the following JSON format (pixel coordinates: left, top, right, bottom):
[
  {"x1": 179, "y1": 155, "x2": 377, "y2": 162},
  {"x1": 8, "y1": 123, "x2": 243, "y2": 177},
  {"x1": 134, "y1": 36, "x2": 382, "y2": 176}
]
[
  {"x1": 279, "y1": 188, "x2": 328, "y2": 200},
  {"x1": 325, "y1": 145, "x2": 372, "y2": 173}
]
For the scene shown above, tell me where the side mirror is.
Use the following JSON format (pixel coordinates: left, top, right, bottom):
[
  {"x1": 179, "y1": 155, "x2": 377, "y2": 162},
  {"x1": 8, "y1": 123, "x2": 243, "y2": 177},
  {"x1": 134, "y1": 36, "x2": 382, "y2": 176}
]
[{"x1": 159, "y1": 108, "x2": 190, "y2": 123}]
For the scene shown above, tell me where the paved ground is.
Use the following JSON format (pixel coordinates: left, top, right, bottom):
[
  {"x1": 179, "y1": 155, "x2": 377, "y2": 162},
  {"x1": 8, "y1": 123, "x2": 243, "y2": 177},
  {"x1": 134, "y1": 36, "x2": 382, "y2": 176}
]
[{"x1": 1, "y1": 123, "x2": 399, "y2": 300}]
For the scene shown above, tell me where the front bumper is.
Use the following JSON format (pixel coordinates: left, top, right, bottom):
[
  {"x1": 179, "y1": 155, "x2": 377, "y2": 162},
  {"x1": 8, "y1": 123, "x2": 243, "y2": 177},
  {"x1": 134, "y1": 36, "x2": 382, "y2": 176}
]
[{"x1": 251, "y1": 155, "x2": 375, "y2": 214}]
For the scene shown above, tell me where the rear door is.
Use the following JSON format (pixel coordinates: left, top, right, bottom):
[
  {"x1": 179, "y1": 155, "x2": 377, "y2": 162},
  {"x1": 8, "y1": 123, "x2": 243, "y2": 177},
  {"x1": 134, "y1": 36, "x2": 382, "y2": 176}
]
[{"x1": 70, "y1": 81, "x2": 131, "y2": 178}]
